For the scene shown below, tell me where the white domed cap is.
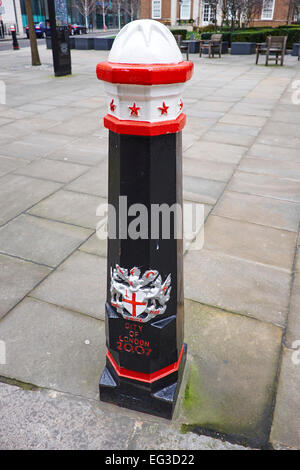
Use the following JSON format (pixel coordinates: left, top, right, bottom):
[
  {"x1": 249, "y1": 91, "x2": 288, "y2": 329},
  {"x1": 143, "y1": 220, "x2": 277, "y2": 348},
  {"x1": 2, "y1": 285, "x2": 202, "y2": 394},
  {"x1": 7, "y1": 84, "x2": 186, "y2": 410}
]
[{"x1": 108, "y1": 19, "x2": 183, "y2": 64}]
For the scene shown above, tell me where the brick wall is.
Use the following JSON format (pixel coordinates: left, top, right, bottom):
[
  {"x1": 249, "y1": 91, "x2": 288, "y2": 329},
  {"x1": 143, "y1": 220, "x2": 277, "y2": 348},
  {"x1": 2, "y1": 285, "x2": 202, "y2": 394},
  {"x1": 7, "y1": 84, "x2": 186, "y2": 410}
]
[
  {"x1": 140, "y1": 0, "x2": 172, "y2": 23},
  {"x1": 251, "y1": 0, "x2": 294, "y2": 27},
  {"x1": 140, "y1": 0, "x2": 195, "y2": 24}
]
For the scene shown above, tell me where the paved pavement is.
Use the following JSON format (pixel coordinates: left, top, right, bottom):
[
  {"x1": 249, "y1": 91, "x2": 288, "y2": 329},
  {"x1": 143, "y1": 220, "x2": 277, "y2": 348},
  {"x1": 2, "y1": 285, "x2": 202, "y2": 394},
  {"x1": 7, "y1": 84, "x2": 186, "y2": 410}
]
[{"x1": 0, "y1": 44, "x2": 299, "y2": 450}]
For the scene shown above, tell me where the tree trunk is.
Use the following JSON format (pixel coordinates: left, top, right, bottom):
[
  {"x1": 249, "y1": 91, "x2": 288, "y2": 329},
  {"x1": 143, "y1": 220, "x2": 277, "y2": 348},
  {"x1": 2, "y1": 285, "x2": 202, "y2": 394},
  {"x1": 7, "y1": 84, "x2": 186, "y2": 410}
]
[
  {"x1": 102, "y1": 3, "x2": 106, "y2": 29},
  {"x1": 85, "y1": 0, "x2": 89, "y2": 28},
  {"x1": 25, "y1": 0, "x2": 41, "y2": 66}
]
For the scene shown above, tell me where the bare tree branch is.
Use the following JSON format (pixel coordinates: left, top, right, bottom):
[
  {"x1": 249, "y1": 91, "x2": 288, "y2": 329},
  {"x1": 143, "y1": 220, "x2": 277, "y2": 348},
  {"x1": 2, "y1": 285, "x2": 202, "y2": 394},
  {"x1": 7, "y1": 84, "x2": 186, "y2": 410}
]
[{"x1": 73, "y1": 0, "x2": 97, "y2": 28}]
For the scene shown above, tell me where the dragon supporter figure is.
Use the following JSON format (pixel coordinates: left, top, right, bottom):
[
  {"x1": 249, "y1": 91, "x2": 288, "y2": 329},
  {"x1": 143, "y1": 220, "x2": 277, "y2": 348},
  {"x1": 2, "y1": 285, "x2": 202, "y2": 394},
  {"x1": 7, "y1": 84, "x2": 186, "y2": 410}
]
[{"x1": 110, "y1": 265, "x2": 172, "y2": 323}]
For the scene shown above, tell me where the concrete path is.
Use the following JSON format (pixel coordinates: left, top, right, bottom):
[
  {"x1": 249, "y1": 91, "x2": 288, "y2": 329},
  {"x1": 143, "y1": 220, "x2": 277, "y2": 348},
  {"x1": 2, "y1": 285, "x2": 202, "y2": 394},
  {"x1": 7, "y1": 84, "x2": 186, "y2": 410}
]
[{"x1": 0, "y1": 45, "x2": 299, "y2": 449}]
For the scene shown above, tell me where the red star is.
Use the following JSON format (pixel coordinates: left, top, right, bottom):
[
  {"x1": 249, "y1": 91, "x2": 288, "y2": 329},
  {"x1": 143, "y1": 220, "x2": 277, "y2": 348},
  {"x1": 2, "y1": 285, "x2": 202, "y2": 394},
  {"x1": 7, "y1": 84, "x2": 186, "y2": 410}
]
[
  {"x1": 129, "y1": 102, "x2": 140, "y2": 116},
  {"x1": 179, "y1": 99, "x2": 183, "y2": 111},
  {"x1": 158, "y1": 101, "x2": 169, "y2": 115},
  {"x1": 110, "y1": 99, "x2": 116, "y2": 112}
]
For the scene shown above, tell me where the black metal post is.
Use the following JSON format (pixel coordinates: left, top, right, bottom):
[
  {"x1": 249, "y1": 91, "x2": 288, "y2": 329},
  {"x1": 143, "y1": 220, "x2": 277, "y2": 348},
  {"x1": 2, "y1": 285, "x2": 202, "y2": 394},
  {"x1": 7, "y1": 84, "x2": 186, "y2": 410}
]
[
  {"x1": 96, "y1": 20, "x2": 193, "y2": 419},
  {"x1": 10, "y1": 26, "x2": 19, "y2": 50},
  {"x1": 47, "y1": 0, "x2": 71, "y2": 77}
]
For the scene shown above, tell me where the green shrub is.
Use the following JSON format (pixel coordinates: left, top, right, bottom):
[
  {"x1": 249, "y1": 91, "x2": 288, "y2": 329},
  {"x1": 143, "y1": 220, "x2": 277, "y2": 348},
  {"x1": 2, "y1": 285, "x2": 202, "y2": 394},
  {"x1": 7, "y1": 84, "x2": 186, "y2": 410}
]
[
  {"x1": 231, "y1": 29, "x2": 273, "y2": 43},
  {"x1": 186, "y1": 31, "x2": 202, "y2": 40},
  {"x1": 284, "y1": 28, "x2": 300, "y2": 47},
  {"x1": 277, "y1": 24, "x2": 300, "y2": 28},
  {"x1": 231, "y1": 27, "x2": 300, "y2": 48},
  {"x1": 169, "y1": 29, "x2": 188, "y2": 40},
  {"x1": 198, "y1": 24, "x2": 216, "y2": 32}
]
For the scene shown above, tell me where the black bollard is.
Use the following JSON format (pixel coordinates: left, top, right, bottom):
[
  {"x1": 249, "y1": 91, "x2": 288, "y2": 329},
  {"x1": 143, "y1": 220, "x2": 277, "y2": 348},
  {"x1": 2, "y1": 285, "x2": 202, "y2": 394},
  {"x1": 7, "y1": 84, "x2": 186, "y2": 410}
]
[
  {"x1": 97, "y1": 20, "x2": 193, "y2": 419},
  {"x1": 10, "y1": 26, "x2": 19, "y2": 50}
]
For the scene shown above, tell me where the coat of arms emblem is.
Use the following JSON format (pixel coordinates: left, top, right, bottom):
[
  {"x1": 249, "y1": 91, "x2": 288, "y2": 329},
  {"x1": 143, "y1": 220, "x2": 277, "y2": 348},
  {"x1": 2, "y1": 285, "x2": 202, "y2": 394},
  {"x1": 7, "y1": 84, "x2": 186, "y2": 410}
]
[{"x1": 110, "y1": 265, "x2": 172, "y2": 322}]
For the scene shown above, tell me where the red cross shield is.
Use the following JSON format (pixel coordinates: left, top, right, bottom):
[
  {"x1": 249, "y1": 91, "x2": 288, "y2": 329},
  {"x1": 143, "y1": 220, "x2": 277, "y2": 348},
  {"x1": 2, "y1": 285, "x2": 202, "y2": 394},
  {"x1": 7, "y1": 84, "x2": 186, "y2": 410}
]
[{"x1": 122, "y1": 291, "x2": 147, "y2": 318}]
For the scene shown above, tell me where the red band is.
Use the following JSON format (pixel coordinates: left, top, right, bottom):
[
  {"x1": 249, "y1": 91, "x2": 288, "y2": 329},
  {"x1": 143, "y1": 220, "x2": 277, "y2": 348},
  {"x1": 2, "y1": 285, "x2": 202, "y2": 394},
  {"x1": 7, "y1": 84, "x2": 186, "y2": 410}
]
[
  {"x1": 104, "y1": 113, "x2": 186, "y2": 136},
  {"x1": 96, "y1": 61, "x2": 194, "y2": 85},
  {"x1": 107, "y1": 344, "x2": 185, "y2": 384}
]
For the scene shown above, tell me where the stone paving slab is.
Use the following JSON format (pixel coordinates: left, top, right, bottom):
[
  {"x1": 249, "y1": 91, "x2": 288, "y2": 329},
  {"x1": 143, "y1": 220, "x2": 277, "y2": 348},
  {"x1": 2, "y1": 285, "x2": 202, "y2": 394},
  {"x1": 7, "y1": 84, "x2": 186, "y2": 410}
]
[
  {"x1": 183, "y1": 157, "x2": 235, "y2": 183},
  {"x1": 47, "y1": 138, "x2": 107, "y2": 166},
  {"x1": 285, "y1": 267, "x2": 300, "y2": 349},
  {"x1": 203, "y1": 215, "x2": 297, "y2": 270},
  {"x1": 212, "y1": 122, "x2": 261, "y2": 137},
  {"x1": 183, "y1": 175, "x2": 226, "y2": 205},
  {"x1": 230, "y1": 103, "x2": 272, "y2": 117},
  {"x1": 0, "y1": 382, "x2": 247, "y2": 450},
  {"x1": 183, "y1": 300, "x2": 282, "y2": 447},
  {"x1": 0, "y1": 214, "x2": 92, "y2": 268},
  {"x1": 257, "y1": 133, "x2": 300, "y2": 150},
  {"x1": 0, "y1": 174, "x2": 61, "y2": 227},
  {"x1": 270, "y1": 348, "x2": 300, "y2": 449},
  {"x1": 0, "y1": 297, "x2": 105, "y2": 399},
  {"x1": 229, "y1": 171, "x2": 300, "y2": 203},
  {"x1": 0, "y1": 155, "x2": 28, "y2": 177},
  {"x1": 270, "y1": 110, "x2": 300, "y2": 124},
  {"x1": 0, "y1": 254, "x2": 51, "y2": 319},
  {"x1": 65, "y1": 161, "x2": 108, "y2": 198},
  {"x1": 28, "y1": 190, "x2": 106, "y2": 230},
  {"x1": 46, "y1": 115, "x2": 100, "y2": 137},
  {"x1": 203, "y1": 130, "x2": 256, "y2": 147},
  {"x1": 14, "y1": 159, "x2": 90, "y2": 184},
  {"x1": 79, "y1": 233, "x2": 107, "y2": 258},
  {"x1": 219, "y1": 113, "x2": 267, "y2": 127},
  {"x1": 214, "y1": 191, "x2": 300, "y2": 232},
  {"x1": 239, "y1": 158, "x2": 300, "y2": 182},
  {"x1": 0, "y1": 118, "x2": 58, "y2": 141},
  {"x1": 31, "y1": 250, "x2": 106, "y2": 320},
  {"x1": 184, "y1": 248, "x2": 290, "y2": 326},
  {"x1": 184, "y1": 141, "x2": 247, "y2": 164}
]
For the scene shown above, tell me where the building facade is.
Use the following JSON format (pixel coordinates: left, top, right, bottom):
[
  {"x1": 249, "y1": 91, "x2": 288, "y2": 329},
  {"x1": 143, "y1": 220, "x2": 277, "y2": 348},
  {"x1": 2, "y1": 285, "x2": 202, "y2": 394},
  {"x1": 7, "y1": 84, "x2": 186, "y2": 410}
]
[
  {"x1": 140, "y1": 0, "x2": 298, "y2": 27},
  {"x1": 140, "y1": 0, "x2": 199, "y2": 26},
  {"x1": 252, "y1": 0, "x2": 296, "y2": 27},
  {"x1": 14, "y1": 0, "x2": 136, "y2": 29},
  {"x1": 0, "y1": 0, "x2": 23, "y2": 34}
]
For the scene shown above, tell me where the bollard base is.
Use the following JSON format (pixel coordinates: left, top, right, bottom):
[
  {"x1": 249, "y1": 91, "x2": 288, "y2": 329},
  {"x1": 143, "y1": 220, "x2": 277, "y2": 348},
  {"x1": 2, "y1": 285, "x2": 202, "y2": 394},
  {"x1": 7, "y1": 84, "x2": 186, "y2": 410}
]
[{"x1": 99, "y1": 344, "x2": 187, "y2": 420}]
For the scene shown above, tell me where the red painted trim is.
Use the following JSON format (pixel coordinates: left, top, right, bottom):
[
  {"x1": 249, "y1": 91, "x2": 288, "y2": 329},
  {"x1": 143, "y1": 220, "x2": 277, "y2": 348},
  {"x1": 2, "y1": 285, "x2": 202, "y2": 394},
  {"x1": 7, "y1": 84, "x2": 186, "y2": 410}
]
[
  {"x1": 107, "y1": 344, "x2": 185, "y2": 384},
  {"x1": 96, "y1": 61, "x2": 194, "y2": 85},
  {"x1": 104, "y1": 113, "x2": 186, "y2": 136}
]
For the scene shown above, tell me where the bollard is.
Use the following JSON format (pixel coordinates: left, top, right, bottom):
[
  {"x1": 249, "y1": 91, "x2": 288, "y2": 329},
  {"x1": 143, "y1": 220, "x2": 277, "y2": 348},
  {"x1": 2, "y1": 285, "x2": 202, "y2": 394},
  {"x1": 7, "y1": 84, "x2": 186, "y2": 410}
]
[
  {"x1": 10, "y1": 25, "x2": 19, "y2": 50},
  {"x1": 96, "y1": 19, "x2": 193, "y2": 419}
]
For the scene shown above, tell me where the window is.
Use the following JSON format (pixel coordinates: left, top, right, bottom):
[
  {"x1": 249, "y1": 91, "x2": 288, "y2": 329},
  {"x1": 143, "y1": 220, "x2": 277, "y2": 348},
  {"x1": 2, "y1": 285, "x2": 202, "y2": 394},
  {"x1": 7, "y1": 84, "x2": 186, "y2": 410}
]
[
  {"x1": 152, "y1": 0, "x2": 162, "y2": 19},
  {"x1": 261, "y1": 0, "x2": 275, "y2": 20},
  {"x1": 180, "y1": 0, "x2": 191, "y2": 20},
  {"x1": 203, "y1": 3, "x2": 215, "y2": 23}
]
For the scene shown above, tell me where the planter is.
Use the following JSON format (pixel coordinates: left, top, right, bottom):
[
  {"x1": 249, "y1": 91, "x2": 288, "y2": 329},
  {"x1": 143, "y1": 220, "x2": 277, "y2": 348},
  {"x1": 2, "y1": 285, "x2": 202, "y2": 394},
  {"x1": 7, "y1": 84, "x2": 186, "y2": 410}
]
[
  {"x1": 182, "y1": 39, "x2": 200, "y2": 54},
  {"x1": 292, "y1": 43, "x2": 300, "y2": 56},
  {"x1": 46, "y1": 36, "x2": 75, "y2": 50},
  {"x1": 201, "y1": 41, "x2": 228, "y2": 55},
  {"x1": 74, "y1": 36, "x2": 94, "y2": 50},
  {"x1": 231, "y1": 42, "x2": 256, "y2": 55},
  {"x1": 46, "y1": 36, "x2": 51, "y2": 49},
  {"x1": 94, "y1": 37, "x2": 115, "y2": 50}
]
